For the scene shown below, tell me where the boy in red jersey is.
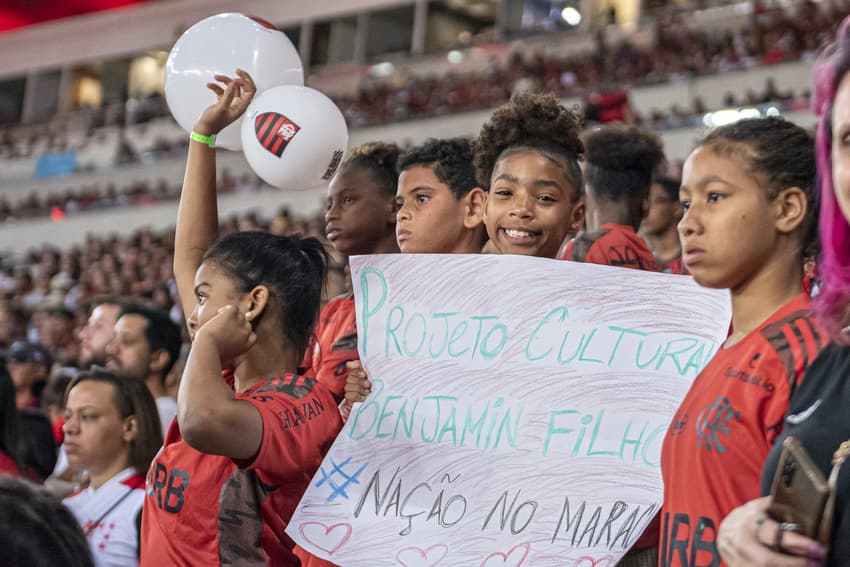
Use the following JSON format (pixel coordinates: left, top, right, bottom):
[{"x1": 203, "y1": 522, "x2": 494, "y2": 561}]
[{"x1": 558, "y1": 125, "x2": 663, "y2": 271}]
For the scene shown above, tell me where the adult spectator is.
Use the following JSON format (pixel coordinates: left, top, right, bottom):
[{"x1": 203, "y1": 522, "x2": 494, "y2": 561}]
[
  {"x1": 36, "y1": 305, "x2": 78, "y2": 365},
  {"x1": 77, "y1": 299, "x2": 122, "y2": 369},
  {"x1": 106, "y1": 305, "x2": 181, "y2": 436},
  {"x1": 63, "y1": 369, "x2": 162, "y2": 567},
  {"x1": 3, "y1": 342, "x2": 57, "y2": 480},
  {"x1": 0, "y1": 303, "x2": 25, "y2": 350}
]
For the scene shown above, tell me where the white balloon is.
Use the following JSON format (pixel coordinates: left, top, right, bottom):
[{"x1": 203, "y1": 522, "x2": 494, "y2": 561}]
[
  {"x1": 241, "y1": 85, "x2": 349, "y2": 191},
  {"x1": 165, "y1": 12, "x2": 303, "y2": 151}
]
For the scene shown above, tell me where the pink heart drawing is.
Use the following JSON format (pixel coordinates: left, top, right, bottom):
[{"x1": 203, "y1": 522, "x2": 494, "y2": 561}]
[
  {"x1": 480, "y1": 543, "x2": 531, "y2": 567},
  {"x1": 573, "y1": 556, "x2": 615, "y2": 567},
  {"x1": 396, "y1": 544, "x2": 449, "y2": 567},
  {"x1": 298, "y1": 522, "x2": 352, "y2": 555}
]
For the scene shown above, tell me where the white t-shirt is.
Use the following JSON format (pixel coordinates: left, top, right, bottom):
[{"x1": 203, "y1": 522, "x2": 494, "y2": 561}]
[
  {"x1": 155, "y1": 396, "x2": 177, "y2": 437},
  {"x1": 64, "y1": 467, "x2": 145, "y2": 567},
  {"x1": 53, "y1": 443, "x2": 68, "y2": 476}
]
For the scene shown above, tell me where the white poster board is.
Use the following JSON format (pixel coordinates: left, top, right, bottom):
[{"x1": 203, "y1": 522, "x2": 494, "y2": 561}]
[{"x1": 289, "y1": 254, "x2": 731, "y2": 566}]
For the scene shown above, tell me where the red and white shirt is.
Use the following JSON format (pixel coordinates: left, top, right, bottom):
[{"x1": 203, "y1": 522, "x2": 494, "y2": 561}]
[{"x1": 64, "y1": 467, "x2": 145, "y2": 567}]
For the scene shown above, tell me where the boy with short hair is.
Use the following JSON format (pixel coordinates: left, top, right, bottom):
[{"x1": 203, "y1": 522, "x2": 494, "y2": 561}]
[
  {"x1": 395, "y1": 138, "x2": 487, "y2": 254},
  {"x1": 557, "y1": 125, "x2": 664, "y2": 271}
]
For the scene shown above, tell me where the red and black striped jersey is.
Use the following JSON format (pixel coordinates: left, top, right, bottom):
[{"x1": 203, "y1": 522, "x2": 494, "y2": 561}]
[
  {"x1": 300, "y1": 294, "x2": 358, "y2": 404},
  {"x1": 659, "y1": 293, "x2": 828, "y2": 567},
  {"x1": 558, "y1": 223, "x2": 660, "y2": 272}
]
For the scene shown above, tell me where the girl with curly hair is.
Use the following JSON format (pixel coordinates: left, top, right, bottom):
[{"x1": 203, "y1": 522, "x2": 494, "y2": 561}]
[{"x1": 473, "y1": 92, "x2": 586, "y2": 258}]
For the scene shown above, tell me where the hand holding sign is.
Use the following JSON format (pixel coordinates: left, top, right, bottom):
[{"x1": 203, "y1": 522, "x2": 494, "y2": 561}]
[{"x1": 289, "y1": 254, "x2": 732, "y2": 566}]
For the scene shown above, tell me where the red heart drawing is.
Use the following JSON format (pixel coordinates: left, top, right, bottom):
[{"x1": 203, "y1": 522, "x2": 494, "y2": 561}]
[
  {"x1": 574, "y1": 556, "x2": 615, "y2": 567},
  {"x1": 480, "y1": 543, "x2": 531, "y2": 567},
  {"x1": 298, "y1": 522, "x2": 352, "y2": 555},
  {"x1": 396, "y1": 544, "x2": 449, "y2": 566}
]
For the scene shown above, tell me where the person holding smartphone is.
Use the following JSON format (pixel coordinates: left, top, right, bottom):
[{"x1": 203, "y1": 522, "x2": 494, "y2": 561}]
[{"x1": 717, "y1": 18, "x2": 850, "y2": 567}]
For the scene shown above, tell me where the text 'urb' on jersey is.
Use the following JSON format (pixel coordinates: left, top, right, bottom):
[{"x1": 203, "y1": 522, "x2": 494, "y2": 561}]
[
  {"x1": 140, "y1": 373, "x2": 342, "y2": 566},
  {"x1": 659, "y1": 293, "x2": 826, "y2": 567}
]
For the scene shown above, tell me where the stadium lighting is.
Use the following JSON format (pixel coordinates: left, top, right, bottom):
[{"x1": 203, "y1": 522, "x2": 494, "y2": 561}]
[
  {"x1": 370, "y1": 62, "x2": 395, "y2": 77},
  {"x1": 561, "y1": 6, "x2": 581, "y2": 26},
  {"x1": 702, "y1": 106, "x2": 775, "y2": 128}
]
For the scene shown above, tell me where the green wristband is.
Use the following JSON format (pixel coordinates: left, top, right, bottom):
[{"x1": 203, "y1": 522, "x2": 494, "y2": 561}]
[{"x1": 190, "y1": 131, "x2": 216, "y2": 148}]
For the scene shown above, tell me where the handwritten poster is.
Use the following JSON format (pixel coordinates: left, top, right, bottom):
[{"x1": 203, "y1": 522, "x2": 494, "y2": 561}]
[{"x1": 289, "y1": 254, "x2": 731, "y2": 566}]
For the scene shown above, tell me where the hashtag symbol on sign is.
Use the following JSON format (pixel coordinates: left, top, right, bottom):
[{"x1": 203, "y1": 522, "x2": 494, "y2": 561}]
[{"x1": 315, "y1": 457, "x2": 368, "y2": 502}]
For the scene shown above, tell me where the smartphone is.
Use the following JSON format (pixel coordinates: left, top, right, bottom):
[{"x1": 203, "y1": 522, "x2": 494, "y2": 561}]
[{"x1": 766, "y1": 436, "x2": 831, "y2": 540}]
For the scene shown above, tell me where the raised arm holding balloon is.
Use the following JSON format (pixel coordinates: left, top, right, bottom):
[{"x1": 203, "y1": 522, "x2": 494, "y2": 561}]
[{"x1": 173, "y1": 69, "x2": 256, "y2": 312}]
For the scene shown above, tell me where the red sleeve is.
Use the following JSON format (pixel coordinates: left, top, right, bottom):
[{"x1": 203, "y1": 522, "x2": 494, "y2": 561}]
[
  {"x1": 299, "y1": 337, "x2": 317, "y2": 378},
  {"x1": 236, "y1": 376, "x2": 342, "y2": 481},
  {"x1": 306, "y1": 297, "x2": 359, "y2": 401}
]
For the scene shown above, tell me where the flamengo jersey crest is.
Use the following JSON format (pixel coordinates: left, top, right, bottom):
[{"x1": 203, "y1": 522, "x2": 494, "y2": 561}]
[{"x1": 255, "y1": 112, "x2": 301, "y2": 157}]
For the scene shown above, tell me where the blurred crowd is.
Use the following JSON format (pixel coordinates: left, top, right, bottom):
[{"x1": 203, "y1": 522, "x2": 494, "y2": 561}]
[
  {"x1": 0, "y1": 202, "x2": 340, "y2": 362},
  {"x1": 0, "y1": 170, "x2": 265, "y2": 223},
  {"x1": 336, "y1": 0, "x2": 842, "y2": 126},
  {"x1": 0, "y1": 0, "x2": 841, "y2": 174},
  {"x1": 0, "y1": 78, "x2": 810, "y2": 224}
]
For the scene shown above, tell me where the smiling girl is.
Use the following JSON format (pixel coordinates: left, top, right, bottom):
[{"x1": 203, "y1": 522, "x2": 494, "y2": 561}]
[{"x1": 473, "y1": 92, "x2": 586, "y2": 259}]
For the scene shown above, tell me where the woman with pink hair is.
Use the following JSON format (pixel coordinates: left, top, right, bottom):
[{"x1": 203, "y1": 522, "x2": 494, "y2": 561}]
[{"x1": 716, "y1": 18, "x2": 850, "y2": 567}]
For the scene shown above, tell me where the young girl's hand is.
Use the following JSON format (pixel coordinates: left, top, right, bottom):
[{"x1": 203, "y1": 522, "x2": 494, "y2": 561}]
[
  {"x1": 193, "y1": 69, "x2": 257, "y2": 136},
  {"x1": 196, "y1": 305, "x2": 257, "y2": 362},
  {"x1": 344, "y1": 360, "x2": 372, "y2": 404}
]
